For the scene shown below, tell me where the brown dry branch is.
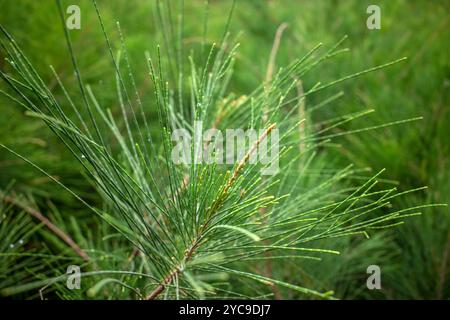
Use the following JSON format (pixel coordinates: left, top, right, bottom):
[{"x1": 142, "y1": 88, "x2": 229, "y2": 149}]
[
  {"x1": 436, "y1": 232, "x2": 450, "y2": 299},
  {"x1": 263, "y1": 22, "x2": 288, "y2": 123},
  {"x1": 265, "y1": 23, "x2": 289, "y2": 85},
  {"x1": 0, "y1": 191, "x2": 90, "y2": 262}
]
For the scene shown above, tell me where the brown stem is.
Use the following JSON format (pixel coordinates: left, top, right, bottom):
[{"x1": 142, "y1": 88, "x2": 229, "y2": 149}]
[
  {"x1": 1, "y1": 192, "x2": 90, "y2": 261},
  {"x1": 436, "y1": 232, "x2": 450, "y2": 299},
  {"x1": 146, "y1": 268, "x2": 180, "y2": 300},
  {"x1": 146, "y1": 125, "x2": 276, "y2": 300},
  {"x1": 265, "y1": 23, "x2": 289, "y2": 84},
  {"x1": 263, "y1": 23, "x2": 288, "y2": 123},
  {"x1": 145, "y1": 240, "x2": 199, "y2": 300},
  {"x1": 226, "y1": 123, "x2": 276, "y2": 191}
]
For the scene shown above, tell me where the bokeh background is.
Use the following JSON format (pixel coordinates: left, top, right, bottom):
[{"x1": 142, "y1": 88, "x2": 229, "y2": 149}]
[{"x1": 0, "y1": 0, "x2": 448, "y2": 299}]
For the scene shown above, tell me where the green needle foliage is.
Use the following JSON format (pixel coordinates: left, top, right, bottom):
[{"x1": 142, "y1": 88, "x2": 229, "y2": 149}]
[
  {"x1": 0, "y1": 198, "x2": 39, "y2": 294},
  {"x1": 0, "y1": 0, "x2": 444, "y2": 299}
]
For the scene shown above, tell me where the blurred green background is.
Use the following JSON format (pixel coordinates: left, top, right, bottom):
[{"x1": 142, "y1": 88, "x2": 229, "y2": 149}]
[{"x1": 0, "y1": 0, "x2": 448, "y2": 299}]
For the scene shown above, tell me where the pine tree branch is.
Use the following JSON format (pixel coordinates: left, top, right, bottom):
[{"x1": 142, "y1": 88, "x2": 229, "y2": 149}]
[{"x1": 146, "y1": 124, "x2": 276, "y2": 300}]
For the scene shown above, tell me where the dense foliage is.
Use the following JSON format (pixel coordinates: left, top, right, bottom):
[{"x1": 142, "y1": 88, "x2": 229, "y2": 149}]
[{"x1": 0, "y1": 0, "x2": 448, "y2": 299}]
